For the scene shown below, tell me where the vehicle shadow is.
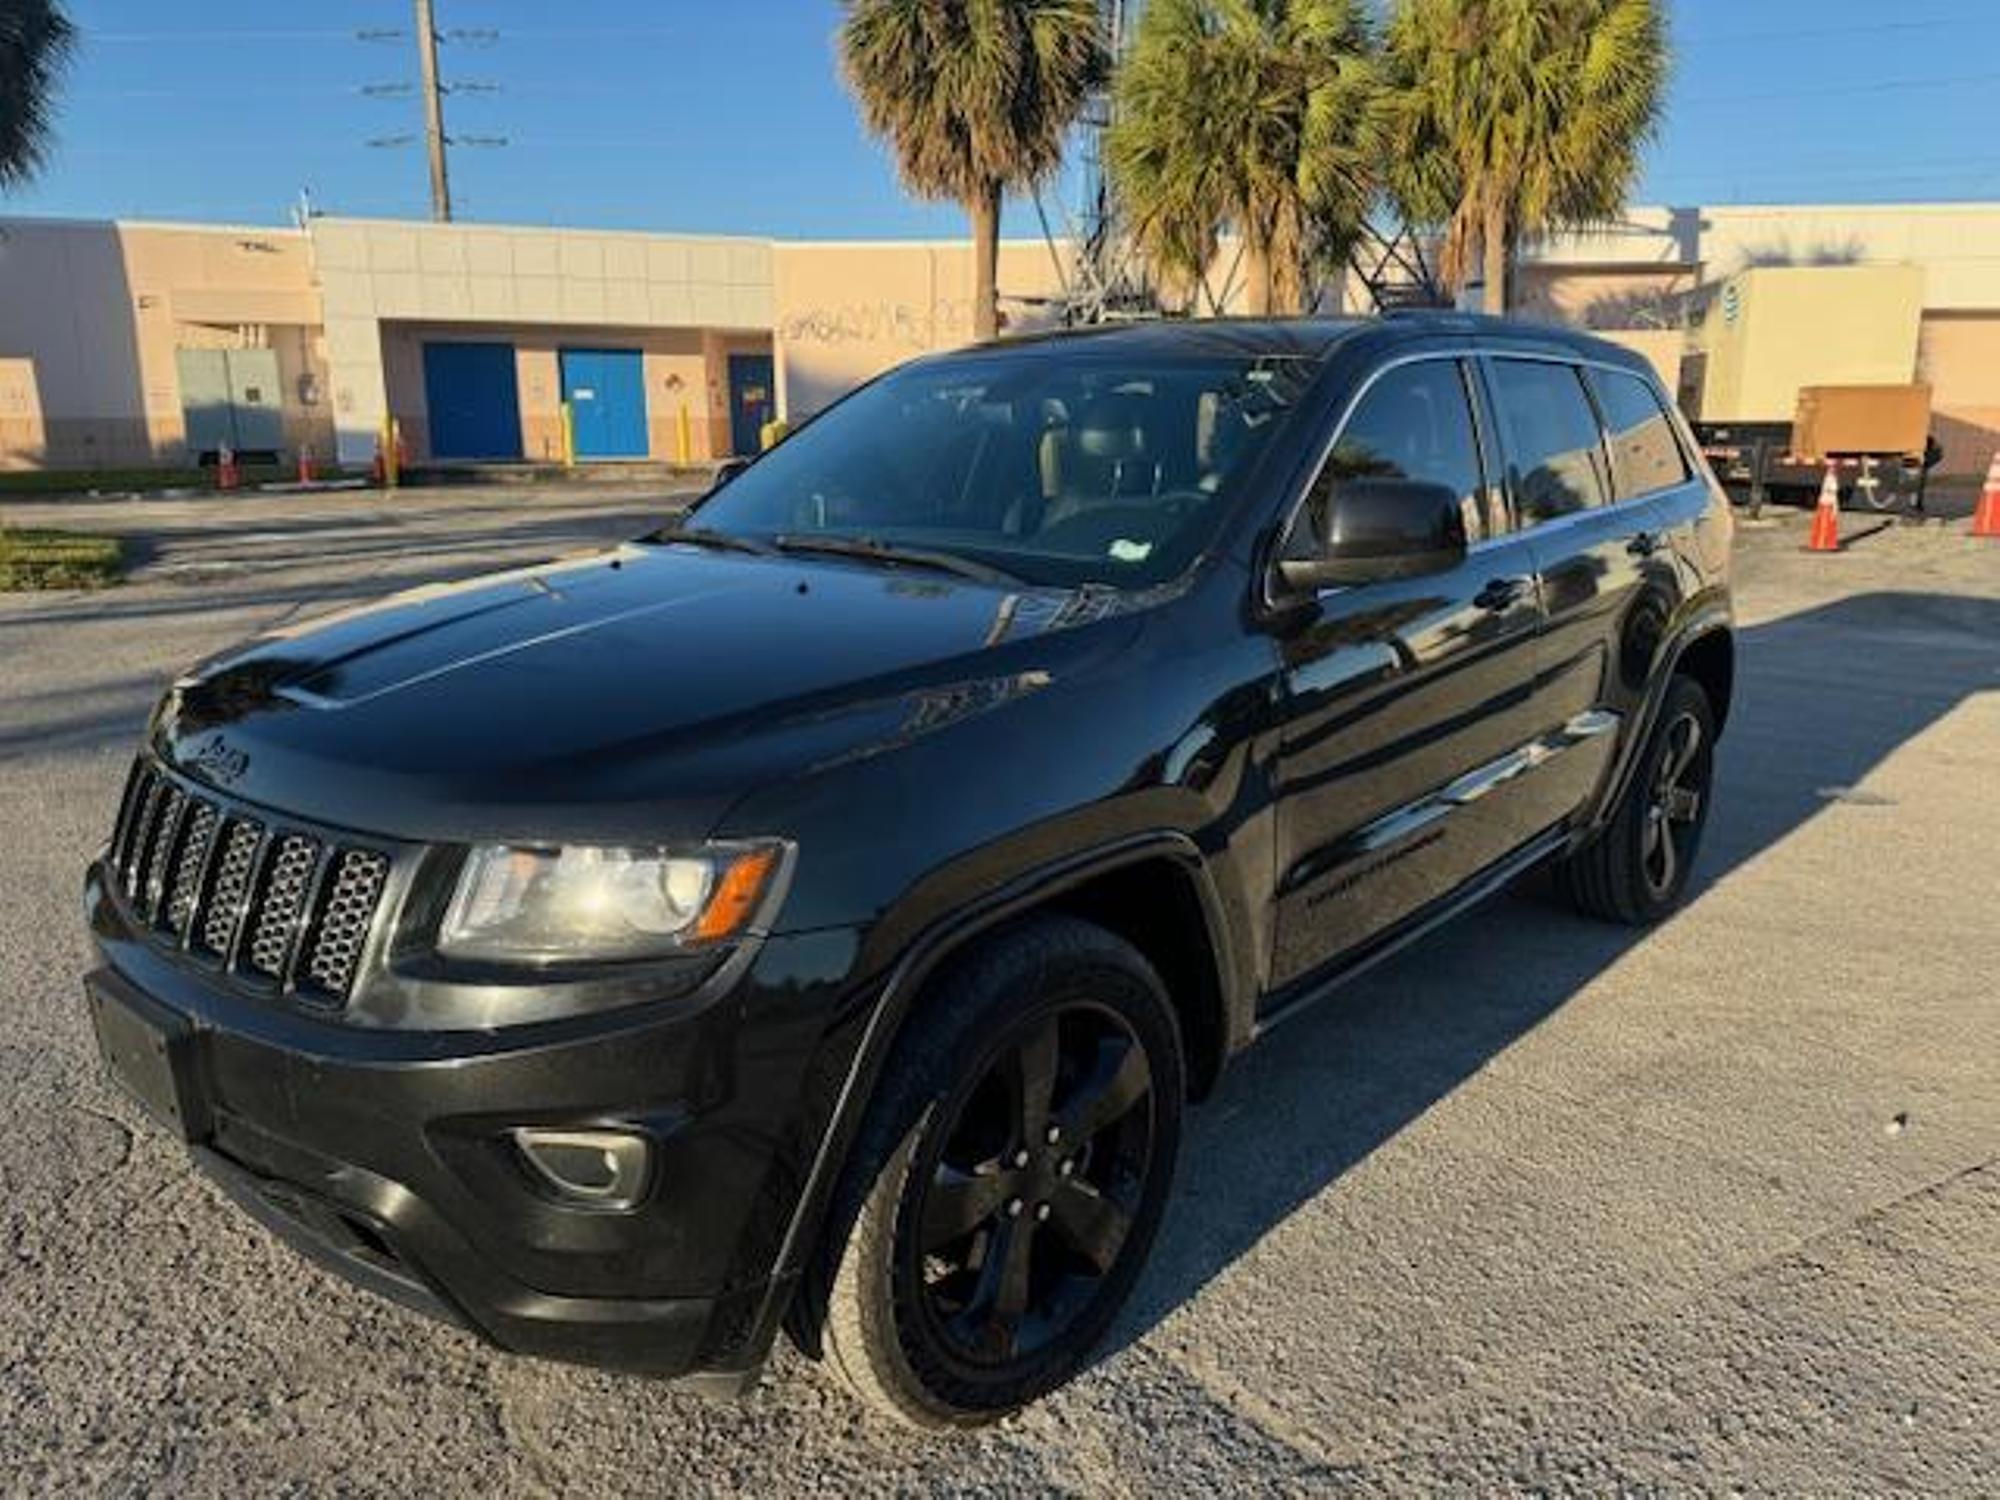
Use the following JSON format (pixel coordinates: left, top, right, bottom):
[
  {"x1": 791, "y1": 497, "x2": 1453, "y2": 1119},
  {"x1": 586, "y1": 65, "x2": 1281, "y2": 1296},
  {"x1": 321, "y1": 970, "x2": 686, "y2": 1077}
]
[{"x1": 1104, "y1": 589, "x2": 2000, "y2": 1358}]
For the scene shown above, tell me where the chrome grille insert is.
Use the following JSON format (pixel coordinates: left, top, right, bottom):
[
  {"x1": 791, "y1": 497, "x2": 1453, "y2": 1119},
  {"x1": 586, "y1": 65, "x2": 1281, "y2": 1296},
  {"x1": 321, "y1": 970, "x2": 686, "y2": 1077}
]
[
  {"x1": 198, "y1": 817, "x2": 264, "y2": 959},
  {"x1": 138, "y1": 785, "x2": 188, "y2": 921},
  {"x1": 162, "y1": 797, "x2": 218, "y2": 936},
  {"x1": 301, "y1": 850, "x2": 390, "y2": 1000},
  {"x1": 245, "y1": 833, "x2": 321, "y2": 979}
]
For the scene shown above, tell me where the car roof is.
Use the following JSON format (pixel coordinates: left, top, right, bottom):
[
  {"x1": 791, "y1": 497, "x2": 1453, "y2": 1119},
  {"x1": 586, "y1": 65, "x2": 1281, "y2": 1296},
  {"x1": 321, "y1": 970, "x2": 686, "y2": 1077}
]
[
  {"x1": 930, "y1": 310, "x2": 1654, "y2": 374},
  {"x1": 941, "y1": 317, "x2": 1365, "y2": 363}
]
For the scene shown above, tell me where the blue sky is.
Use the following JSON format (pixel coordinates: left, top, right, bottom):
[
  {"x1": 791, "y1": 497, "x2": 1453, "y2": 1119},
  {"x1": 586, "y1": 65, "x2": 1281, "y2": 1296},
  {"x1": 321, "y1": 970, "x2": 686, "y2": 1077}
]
[{"x1": 6, "y1": 1, "x2": 1999, "y2": 233}]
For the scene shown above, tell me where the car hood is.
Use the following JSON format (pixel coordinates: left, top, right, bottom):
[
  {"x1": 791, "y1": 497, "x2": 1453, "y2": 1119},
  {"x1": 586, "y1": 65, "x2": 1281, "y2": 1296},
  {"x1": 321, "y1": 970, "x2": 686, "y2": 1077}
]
[{"x1": 149, "y1": 540, "x2": 1143, "y2": 843}]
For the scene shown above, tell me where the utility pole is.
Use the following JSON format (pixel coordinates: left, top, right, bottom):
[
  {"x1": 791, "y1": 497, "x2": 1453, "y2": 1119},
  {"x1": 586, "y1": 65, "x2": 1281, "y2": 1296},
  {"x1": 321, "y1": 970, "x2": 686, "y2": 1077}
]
[{"x1": 414, "y1": 0, "x2": 451, "y2": 221}]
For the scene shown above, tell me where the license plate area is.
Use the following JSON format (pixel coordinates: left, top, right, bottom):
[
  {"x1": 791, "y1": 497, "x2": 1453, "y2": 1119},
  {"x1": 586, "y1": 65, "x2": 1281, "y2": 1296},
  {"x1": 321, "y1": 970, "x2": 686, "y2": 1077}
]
[{"x1": 85, "y1": 973, "x2": 209, "y2": 1142}]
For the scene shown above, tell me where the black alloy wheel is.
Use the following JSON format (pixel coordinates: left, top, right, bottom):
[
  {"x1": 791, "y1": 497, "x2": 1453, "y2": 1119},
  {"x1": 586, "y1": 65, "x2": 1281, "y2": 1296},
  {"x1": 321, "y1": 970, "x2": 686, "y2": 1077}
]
[
  {"x1": 1556, "y1": 673, "x2": 1717, "y2": 925},
  {"x1": 908, "y1": 1002, "x2": 1155, "y2": 1367},
  {"x1": 815, "y1": 915, "x2": 1184, "y2": 1427},
  {"x1": 1641, "y1": 707, "x2": 1707, "y2": 900}
]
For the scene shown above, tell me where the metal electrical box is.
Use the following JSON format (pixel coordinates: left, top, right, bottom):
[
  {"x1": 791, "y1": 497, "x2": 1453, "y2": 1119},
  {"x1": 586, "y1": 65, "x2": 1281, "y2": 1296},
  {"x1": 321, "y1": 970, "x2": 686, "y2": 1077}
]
[{"x1": 176, "y1": 347, "x2": 284, "y2": 458}]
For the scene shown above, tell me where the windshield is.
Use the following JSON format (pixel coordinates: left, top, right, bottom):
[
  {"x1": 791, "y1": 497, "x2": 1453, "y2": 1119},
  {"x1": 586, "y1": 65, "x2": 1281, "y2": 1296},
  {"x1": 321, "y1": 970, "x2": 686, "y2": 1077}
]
[{"x1": 680, "y1": 352, "x2": 1318, "y2": 589}]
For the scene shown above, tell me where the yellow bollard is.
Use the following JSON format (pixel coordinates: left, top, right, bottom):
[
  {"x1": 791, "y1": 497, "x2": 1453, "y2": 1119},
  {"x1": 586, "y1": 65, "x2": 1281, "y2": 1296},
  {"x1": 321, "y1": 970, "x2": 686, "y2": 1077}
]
[
  {"x1": 759, "y1": 417, "x2": 790, "y2": 451},
  {"x1": 675, "y1": 403, "x2": 692, "y2": 465},
  {"x1": 381, "y1": 414, "x2": 401, "y2": 489},
  {"x1": 560, "y1": 401, "x2": 577, "y2": 468}
]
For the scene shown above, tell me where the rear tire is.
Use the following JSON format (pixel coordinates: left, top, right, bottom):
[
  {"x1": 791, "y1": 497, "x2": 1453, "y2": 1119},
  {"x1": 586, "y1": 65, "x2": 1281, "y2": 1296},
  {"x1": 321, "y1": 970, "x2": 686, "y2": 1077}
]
[
  {"x1": 814, "y1": 914, "x2": 1184, "y2": 1428},
  {"x1": 1555, "y1": 675, "x2": 1716, "y2": 925}
]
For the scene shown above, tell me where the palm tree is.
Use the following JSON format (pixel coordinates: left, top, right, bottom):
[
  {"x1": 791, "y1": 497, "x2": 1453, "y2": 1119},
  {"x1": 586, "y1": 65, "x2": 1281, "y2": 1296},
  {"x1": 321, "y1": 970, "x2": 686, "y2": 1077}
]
[
  {"x1": 1, "y1": 0, "x2": 77, "y2": 189},
  {"x1": 840, "y1": 0, "x2": 1104, "y2": 341},
  {"x1": 1106, "y1": 0, "x2": 1378, "y2": 316},
  {"x1": 1378, "y1": 0, "x2": 1667, "y2": 313}
]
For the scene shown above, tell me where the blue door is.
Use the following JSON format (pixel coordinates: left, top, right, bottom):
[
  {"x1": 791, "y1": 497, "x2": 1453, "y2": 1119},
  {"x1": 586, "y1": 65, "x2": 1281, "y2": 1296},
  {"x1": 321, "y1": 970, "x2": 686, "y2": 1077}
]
[
  {"x1": 560, "y1": 348, "x2": 648, "y2": 459},
  {"x1": 728, "y1": 353, "x2": 775, "y2": 456},
  {"x1": 422, "y1": 342, "x2": 522, "y2": 460}
]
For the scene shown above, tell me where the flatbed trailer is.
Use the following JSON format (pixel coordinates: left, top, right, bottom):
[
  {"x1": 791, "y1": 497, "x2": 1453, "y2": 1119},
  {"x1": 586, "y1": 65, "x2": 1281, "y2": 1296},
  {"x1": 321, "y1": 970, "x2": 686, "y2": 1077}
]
[{"x1": 1694, "y1": 383, "x2": 1938, "y2": 516}]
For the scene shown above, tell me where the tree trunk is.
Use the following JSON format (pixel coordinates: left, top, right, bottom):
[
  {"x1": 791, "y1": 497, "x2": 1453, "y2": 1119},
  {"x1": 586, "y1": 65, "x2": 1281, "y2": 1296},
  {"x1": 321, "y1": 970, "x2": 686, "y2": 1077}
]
[
  {"x1": 1482, "y1": 198, "x2": 1508, "y2": 315},
  {"x1": 1243, "y1": 236, "x2": 1275, "y2": 316},
  {"x1": 970, "y1": 181, "x2": 1001, "y2": 341}
]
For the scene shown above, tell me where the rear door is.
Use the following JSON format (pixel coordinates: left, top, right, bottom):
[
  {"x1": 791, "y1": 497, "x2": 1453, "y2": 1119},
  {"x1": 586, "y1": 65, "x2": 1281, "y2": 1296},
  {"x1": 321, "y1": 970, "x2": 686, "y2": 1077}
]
[
  {"x1": 1480, "y1": 355, "x2": 1680, "y2": 828},
  {"x1": 1269, "y1": 355, "x2": 1545, "y2": 991}
]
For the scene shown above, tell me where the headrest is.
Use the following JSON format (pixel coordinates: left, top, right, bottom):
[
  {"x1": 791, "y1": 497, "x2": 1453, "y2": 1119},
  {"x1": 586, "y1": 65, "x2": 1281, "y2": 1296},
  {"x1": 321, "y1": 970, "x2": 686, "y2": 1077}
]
[{"x1": 1071, "y1": 393, "x2": 1149, "y2": 464}]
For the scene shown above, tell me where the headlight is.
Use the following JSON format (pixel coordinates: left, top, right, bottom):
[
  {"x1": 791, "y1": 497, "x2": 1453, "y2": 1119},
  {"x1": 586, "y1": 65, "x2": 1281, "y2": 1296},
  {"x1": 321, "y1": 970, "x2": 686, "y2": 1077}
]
[{"x1": 439, "y1": 841, "x2": 786, "y2": 964}]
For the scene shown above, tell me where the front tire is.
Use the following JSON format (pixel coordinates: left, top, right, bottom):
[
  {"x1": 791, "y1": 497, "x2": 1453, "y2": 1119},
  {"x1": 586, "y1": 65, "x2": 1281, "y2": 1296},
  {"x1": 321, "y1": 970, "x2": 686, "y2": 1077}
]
[
  {"x1": 1556, "y1": 675, "x2": 1717, "y2": 925},
  {"x1": 816, "y1": 915, "x2": 1185, "y2": 1428}
]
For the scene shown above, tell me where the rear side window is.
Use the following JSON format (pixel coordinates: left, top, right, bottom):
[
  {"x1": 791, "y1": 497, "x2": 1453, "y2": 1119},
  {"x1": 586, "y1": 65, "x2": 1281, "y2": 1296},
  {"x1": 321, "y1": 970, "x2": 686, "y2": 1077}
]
[
  {"x1": 1486, "y1": 359, "x2": 1611, "y2": 525},
  {"x1": 1588, "y1": 366, "x2": 1690, "y2": 499},
  {"x1": 1292, "y1": 359, "x2": 1489, "y2": 555}
]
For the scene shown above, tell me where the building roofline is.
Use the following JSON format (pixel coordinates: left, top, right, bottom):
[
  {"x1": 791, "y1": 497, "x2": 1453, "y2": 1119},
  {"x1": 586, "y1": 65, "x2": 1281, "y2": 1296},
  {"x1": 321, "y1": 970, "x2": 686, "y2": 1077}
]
[
  {"x1": 0, "y1": 213, "x2": 304, "y2": 237},
  {"x1": 311, "y1": 215, "x2": 776, "y2": 246}
]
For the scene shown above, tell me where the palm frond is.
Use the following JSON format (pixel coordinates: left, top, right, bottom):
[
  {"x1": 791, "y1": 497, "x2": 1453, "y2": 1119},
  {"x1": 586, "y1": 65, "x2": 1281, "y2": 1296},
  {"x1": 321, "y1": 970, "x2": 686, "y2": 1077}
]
[
  {"x1": 840, "y1": 0, "x2": 1103, "y2": 204},
  {"x1": 1379, "y1": 0, "x2": 1668, "y2": 293},
  {"x1": 0, "y1": 0, "x2": 78, "y2": 189},
  {"x1": 1106, "y1": 0, "x2": 1379, "y2": 311}
]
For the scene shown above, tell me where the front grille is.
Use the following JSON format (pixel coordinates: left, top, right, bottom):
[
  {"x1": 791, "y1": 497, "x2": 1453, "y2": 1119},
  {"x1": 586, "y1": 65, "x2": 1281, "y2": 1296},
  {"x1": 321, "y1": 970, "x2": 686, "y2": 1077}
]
[{"x1": 104, "y1": 759, "x2": 393, "y2": 1006}]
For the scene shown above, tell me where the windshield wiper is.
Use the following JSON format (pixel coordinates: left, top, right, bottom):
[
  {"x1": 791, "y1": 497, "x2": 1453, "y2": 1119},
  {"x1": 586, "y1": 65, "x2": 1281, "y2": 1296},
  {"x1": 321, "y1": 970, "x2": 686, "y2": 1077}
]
[
  {"x1": 768, "y1": 533, "x2": 1016, "y2": 584},
  {"x1": 645, "y1": 524, "x2": 775, "y2": 556}
]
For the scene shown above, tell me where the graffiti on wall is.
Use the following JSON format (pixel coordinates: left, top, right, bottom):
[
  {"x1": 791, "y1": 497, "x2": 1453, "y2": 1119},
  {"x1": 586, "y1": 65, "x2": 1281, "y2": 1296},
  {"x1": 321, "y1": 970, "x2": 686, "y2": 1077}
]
[{"x1": 780, "y1": 297, "x2": 977, "y2": 349}]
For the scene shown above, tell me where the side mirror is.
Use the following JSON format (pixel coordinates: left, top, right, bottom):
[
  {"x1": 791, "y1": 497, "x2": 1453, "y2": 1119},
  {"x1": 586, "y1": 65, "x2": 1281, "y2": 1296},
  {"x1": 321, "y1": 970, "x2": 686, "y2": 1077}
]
[{"x1": 1276, "y1": 477, "x2": 1468, "y2": 592}]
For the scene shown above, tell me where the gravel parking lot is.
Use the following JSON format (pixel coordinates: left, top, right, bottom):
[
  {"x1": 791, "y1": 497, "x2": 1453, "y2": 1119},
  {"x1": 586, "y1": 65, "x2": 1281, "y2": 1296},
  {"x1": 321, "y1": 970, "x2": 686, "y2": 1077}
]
[{"x1": 2, "y1": 488, "x2": 1995, "y2": 1493}]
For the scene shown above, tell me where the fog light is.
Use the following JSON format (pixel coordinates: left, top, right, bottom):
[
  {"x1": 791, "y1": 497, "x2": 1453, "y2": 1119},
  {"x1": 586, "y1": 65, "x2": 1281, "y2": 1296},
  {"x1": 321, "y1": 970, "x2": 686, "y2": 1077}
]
[{"x1": 514, "y1": 1128, "x2": 651, "y2": 1209}]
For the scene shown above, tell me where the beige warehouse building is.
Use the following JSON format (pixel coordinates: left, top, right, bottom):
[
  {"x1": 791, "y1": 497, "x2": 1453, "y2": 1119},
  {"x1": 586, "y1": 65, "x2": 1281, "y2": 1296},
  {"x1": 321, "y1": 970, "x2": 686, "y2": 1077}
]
[{"x1": 3, "y1": 201, "x2": 1998, "y2": 477}]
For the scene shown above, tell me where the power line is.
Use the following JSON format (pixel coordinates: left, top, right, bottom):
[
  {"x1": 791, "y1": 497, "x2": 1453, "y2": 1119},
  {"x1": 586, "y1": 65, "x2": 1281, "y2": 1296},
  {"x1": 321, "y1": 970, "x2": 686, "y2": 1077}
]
[
  {"x1": 1678, "y1": 10, "x2": 1999, "y2": 47},
  {"x1": 89, "y1": 29, "x2": 359, "y2": 42},
  {"x1": 1679, "y1": 69, "x2": 2000, "y2": 106}
]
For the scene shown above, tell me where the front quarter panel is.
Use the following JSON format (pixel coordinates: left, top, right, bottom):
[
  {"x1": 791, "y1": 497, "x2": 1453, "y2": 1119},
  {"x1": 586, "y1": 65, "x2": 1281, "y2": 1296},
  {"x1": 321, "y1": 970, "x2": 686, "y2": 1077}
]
[{"x1": 716, "y1": 594, "x2": 1278, "y2": 1014}]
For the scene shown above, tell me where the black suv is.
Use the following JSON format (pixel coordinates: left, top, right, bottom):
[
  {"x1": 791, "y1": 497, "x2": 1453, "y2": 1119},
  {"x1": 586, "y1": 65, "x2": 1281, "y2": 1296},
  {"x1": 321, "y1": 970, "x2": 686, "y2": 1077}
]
[{"x1": 85, "y1": 314, "x2": 1732, "y2": 1427}]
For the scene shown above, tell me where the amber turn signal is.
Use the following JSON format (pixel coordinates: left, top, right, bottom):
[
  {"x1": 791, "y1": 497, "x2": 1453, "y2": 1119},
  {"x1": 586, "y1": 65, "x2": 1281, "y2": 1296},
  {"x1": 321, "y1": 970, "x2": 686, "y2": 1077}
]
[{"x1": 694, "y1": 846, "x2": 782, "y2": 942}]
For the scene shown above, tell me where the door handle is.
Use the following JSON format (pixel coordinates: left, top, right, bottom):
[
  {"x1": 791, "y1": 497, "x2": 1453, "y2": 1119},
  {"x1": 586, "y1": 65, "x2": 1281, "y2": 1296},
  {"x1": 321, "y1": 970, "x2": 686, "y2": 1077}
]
[
  {"x1": 1474, "y1": 576, "x2": 1529, "y2": 612},
  {"x1": 1627, "y1": 529, "x2": 1662, "y2": 558}
]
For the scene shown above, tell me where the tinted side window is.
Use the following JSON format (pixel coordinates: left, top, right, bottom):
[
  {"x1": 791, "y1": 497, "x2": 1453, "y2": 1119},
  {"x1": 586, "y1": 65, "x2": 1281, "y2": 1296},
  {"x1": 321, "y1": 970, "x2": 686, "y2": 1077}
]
[
  {"x1": 1292, "y1": 360, "x2": 1487, "y2": 556},
  {"x1": 1487, "y1": 359, "x2": 1610, "y2": 525},
  {"x1": 1587, "y1": 366, "x2": 1690, "y2": 499}
]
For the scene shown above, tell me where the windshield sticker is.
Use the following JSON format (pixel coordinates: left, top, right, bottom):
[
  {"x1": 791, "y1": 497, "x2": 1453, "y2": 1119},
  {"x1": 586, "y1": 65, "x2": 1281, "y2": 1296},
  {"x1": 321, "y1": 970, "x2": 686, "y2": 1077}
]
[{"x1": 1109, "y1": 539, "x2": 1153, "y2": 563}]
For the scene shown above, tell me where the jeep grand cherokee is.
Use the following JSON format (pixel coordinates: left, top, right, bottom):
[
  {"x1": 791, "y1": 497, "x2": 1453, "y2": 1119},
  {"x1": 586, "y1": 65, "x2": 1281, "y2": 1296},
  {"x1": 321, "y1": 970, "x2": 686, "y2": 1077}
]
[{"x1": 84, "y1": 314, "x2": 1733, "y2": 1427}]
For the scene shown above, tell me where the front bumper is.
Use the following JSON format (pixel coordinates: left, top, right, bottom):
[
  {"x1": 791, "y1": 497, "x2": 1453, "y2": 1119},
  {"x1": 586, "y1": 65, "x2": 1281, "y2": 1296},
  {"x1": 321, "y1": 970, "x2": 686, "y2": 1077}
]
[{"x1": 84, "y1": 862, "x2": 866, "y2": 1382}]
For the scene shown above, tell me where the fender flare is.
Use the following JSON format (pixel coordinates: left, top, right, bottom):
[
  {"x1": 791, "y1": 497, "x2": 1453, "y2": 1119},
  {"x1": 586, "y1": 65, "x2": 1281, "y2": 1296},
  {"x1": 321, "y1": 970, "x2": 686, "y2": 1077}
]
[
  {"x1": 733, "y1": 829, "x2": 1239, "y2": 1370},
  {"x1": 1583, "y1": 604, "x2": 1735, "y2": 835}
]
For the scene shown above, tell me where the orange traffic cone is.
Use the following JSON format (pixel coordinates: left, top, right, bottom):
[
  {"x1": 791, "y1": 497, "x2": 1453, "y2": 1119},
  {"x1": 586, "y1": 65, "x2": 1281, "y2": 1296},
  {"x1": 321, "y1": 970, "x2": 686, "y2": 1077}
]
[
  {"x1": 297, "y1": 445, "x2": 315, "y2": 485},
  {"x1": 368, "y1": 442, "x2": 385, "y2": 487},
  {"x1": 216, "y1": 444, "x2": 240, "y2": 491},
  {"x1": 1972, "y1": 452, "x2": 2000, "y2": 539},
  {"x1": 1806, "y1": 464, "x2": 1841, "y2": 552}
]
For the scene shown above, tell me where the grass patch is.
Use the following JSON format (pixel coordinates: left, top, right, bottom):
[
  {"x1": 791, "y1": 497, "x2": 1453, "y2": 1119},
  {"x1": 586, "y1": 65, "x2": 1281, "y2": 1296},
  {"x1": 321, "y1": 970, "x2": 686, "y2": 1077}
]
[
  {"x1": 0, "y1": 467, "x2": 202, "y2": 496},
  {"x1": 0, "y1": 527, "x2": 124, "y2": 590},
  {"x1": 0, "y1": 463, "x2": 329, "y2": 496}
]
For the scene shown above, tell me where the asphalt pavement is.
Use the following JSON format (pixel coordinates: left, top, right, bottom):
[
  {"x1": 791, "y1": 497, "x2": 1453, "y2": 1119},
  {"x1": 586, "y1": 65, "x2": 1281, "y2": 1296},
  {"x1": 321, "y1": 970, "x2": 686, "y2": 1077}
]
[{"x1": 1, "y1": 487, "x2": 1995, "y2": 1493}]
